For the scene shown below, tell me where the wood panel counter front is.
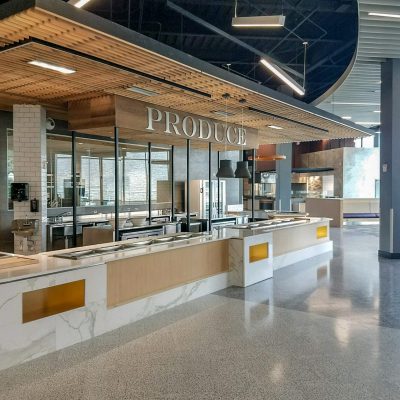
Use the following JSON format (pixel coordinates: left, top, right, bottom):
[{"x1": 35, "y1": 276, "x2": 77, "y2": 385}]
[{"x1": 107, "y1": 240, "x2": 229, "y2": 308}]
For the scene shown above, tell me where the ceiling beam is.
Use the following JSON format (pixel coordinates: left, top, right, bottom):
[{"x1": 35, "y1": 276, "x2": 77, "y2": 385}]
[
  {"x1": 143, "y1": 31, "x2": 344, "y2": 44},
  {"x1": 166, "y1": 0, "x2": 304, "y2": 79}
]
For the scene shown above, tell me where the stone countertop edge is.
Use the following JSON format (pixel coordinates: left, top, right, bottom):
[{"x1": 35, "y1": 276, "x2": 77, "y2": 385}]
[{"x1": 0, "y1": 218, "x2": 330, "y2": 285}]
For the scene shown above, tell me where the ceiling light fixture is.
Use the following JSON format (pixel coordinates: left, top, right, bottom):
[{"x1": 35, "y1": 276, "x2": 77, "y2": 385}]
[
  {"x1": 28, "y1": 60, "x2": 76, "y2": 74},
  {"x1": 355, "y1": 121, "x2": 380, "y2": 125},
  {"x1": 69, "y1": 0, "x2": 92, "y2": 8},
  {"x1": 126, "y1": 86, "x2": 158, "y2": 96},
  {"x1": 342, "y1": 116, "x2": 352, "y2": 120},
  {"x1": 330, "y1": 101, "x2": 380, "y2": 106},
  {"x1": 212, "y1": 110, "x2": 236, "y2": 117},
  {"x1": 260, "y1": 58, "x2": 305, "y2": 96},
  {"x1": 232, "y1": 0, "x2": 285, "y2": 28},
  {"x1": 232, "y1": 15, "x2": 285, "y2": 28},
  {"x1": 373, "y1": 110, "x2": 381, "y2": 113},
  {"x1": 268, "y1": 125, "x2": 283, "y2": 130},
  {"x1": 368, "y1": 12, "x2": 400, "y2": 19},
  {"x1": 248, "y1": 155, "x2": 287, "y2": 161}
]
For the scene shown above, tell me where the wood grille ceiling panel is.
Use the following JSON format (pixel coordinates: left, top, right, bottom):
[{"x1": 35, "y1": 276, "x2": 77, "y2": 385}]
[{"x1": 0, "y1": 2, "x2": 371, "y2": 144}]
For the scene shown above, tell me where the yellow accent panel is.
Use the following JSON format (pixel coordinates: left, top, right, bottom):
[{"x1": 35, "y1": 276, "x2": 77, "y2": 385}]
[
  {"x1": 317, "y1": 225, "x2": 328, "y2": 239},
  {"x1": 249, "y1": 243, "x2": 269, "y2": 263},
  {"x1": 22, "y1": 280, "x2": 85, "y2": 324}
]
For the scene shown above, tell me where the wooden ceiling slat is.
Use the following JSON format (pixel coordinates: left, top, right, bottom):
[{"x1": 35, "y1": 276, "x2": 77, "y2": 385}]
[{"x1": 0, "y1": 6, "x2": 368, "y2": 143}]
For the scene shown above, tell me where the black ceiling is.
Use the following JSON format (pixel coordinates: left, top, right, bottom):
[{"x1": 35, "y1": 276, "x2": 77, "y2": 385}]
[{"x1": 75, "y1": 1, "x2": 358, "y2": 103}]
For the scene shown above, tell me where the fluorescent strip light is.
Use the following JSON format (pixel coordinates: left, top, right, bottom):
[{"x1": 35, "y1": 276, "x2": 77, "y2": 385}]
[
  {"x1": 268, "y1": 125, "x2": 283, "y2": 130},
  {"x1": 212, "y1": 110, "x2": 236, "y2": 117},
  {"x1": 232, "y1": 15, "x2": 285, "y2": 28},
  {"x1": 127, "y1": 86, "x2": 158, "y2": 96},
  {"x1": 260, "y1": 58, "x2": 305, "y2": 96},
  {"x1": 72, "y1": 0, "x2": 92, "y2": 8},
  {"x1": 342, "y1": 116, "x2": 352, "y2": 120},
  {"x1": 355, "y1": 121, "x2": 380, "y2": 125},
  {"x1": 369, "y1": 12, "x2": 400, "y2": 19},
  {"x1": 373, "y1": 110, "x2": 381, "y2": 113},
  {"x1": 330, "y1": 101, "x2": 380, "y2": 106},
  {"x1": 28, "y1": 60, "x2": 76, "y2": 74}
]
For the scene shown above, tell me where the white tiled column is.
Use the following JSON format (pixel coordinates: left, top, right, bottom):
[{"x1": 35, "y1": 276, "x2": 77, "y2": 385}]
[{"x1": 13, "y1": 105, "x2": 47, "y2": 254}]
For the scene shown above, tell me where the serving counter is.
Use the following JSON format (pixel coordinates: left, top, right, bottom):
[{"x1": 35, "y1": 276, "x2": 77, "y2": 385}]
[{"x1": 0, "y1": 217, "x2": 332, "y2": 371}]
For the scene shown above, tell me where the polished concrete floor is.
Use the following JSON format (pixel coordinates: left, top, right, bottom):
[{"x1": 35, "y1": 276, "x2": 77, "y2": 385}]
[{"x1": 2, "y1": 225, "x2": 400, "y2": 399}]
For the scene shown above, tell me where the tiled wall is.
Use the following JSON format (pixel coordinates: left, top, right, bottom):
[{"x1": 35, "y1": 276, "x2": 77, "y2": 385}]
[{"x1": 13, "y1": 105, "x2": 47, "y2": 254}]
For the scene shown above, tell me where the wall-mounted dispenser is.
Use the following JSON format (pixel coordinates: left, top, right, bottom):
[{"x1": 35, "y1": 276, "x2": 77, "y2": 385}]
[
  {"x1": 30, "y1": 198, "x2": 39, "y2": 213},
  {"x1": 11, "y1": 183, "x2": 29, "y2": 202}
]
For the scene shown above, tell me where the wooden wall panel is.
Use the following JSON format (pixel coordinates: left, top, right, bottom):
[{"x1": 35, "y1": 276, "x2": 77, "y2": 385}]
[{"x1": 107, "y1": 240, "x2": 229, "y2": 308}]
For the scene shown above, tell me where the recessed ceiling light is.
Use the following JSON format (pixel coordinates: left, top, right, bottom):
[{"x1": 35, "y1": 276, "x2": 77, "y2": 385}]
[
  {"x1": 267, "y1": 125, "x2": 283, "y2": 130},
  {"x1": 126, "y1": 86, "x2": 159, "y2": 96},
  {"x1": 232, "y1": 15, "x2": 285, "y2": 28},
  {"x1": 373, "y1": 110, "x2": 381, "y2": 113},
  {"x1": 212, "y1": 110, "x2": 236, "y2": 117},
  {"x1": 28, "y1": 60, "x2": 76, "y2": 74},
  {"x1": 369, "y1": 12, "x2": 400, "y2": 19},
  {"x1": 342, "y1": 116, "x2": 352, "y2": 120},
  {"x1": 259, "y1": 58, "x2": 305, "y2": 96},
  {"x1": 330, "y1": 101, "x2": 380, "y2": 106}
]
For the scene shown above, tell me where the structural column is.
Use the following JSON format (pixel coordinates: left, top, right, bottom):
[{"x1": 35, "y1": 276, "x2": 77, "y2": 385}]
[
  {"x1": 380, "y1": 59, "x2": 400, "y2": 258},
  {"x1": 12, "y1": 105, "x2": 47, "y2": 254},
  {"x1": 275, "y1": 143, "x2": 292, "y2": 211}
]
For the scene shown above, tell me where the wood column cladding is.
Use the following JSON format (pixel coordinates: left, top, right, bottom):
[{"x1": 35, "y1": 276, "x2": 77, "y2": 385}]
[{"x1": 107, "y1": 240, "x2": 229, "y2": 308}]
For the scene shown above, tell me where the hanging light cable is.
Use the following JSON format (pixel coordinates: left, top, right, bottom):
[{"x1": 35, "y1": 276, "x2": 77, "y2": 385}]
[
  {"x1": 302, "y1": 41, "x2": 308, "y2": 91},
  {"x1": 216, "y1": 93, "x2": 235, "y2": 178},
  {"x1": 235, "y1": 99, "x2": 251, "y2": 178}
]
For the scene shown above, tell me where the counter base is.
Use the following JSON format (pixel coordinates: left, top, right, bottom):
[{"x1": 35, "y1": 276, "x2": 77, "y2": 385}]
[{"x1": 273, "y1": 241, "x2": 333, "y2": 271}]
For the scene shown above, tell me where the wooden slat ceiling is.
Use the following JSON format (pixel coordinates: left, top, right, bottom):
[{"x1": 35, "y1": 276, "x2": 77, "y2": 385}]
[{"x1": 0, "y1": 3, "x2": 371, "y2": 144}]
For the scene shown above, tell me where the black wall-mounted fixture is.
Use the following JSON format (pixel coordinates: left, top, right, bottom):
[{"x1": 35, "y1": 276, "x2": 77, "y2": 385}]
[{"x1": 11, "y1": 183, "x2": 29, "y2": 202}]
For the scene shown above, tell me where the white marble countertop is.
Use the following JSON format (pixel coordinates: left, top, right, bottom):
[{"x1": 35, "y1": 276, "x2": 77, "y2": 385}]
[{"x1": 0, "y1": 218, "x2": 330, "y2": 285}]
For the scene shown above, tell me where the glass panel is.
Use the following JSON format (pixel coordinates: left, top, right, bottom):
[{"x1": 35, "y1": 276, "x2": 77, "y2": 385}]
[
  {"x1": 47, "y1": 135, "x2": 72, "y2": 208},
  {"x1": 76, "y1": 137, "x2": 115, "y2": 208},
  {"x1": 120, "y1": 144, "x2": 148, "y2": 207},
  {"x1": 7, "y1": 129, "x2": 13, "y2": 211},
  {"x1": 151, "y1": 146, "x2": 172, "y2": 216}
]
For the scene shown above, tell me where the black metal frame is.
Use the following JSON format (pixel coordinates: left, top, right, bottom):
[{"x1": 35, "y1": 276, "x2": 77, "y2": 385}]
[
  {"x1": 148, "y1": 142, "x2": 152, "y2": 225},
  {"x1": 71, "y1": 131, "x2": 77, "y2": 247},
  {"x1": 251, "y1": 148, "x2": 256, "y2": 222},
  {"x1": 186, "y1": 139, "x2": 191, "y2": 232},
  {"x1": 114, "y1": 127, "x2": 120, "y2": 241},
  {"x1": 217, "y1": 151, "x2": 220, "y2": 216},
  {"x1": 208, "y1": 142, "x2": 212, "y2": 232},
  {"x1": 171, "y1": 145, "x2": 175, "y2": 222}
]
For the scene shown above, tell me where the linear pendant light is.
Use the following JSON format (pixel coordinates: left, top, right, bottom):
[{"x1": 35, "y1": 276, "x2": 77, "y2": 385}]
[
  {"x1": 368, "y1": 12, "x2": 400, "y2": 19},
  {"x1": 68, "y1": 0, "x2": 92, "y2": 8},
  {"x1": 259, "y1": 58, "x2": 305, "y2": 96},
  {"x1": 231, "y1": 0, "x2": 285, "y2": 28},
  {"x1": 232, "y1": 15, "x2": 286, "y2": 28}
]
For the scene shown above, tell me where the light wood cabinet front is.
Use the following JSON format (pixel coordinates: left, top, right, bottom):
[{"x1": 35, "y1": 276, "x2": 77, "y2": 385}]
[{"x1": 107, "y1": 240, "x2": 229, "y2": 308}]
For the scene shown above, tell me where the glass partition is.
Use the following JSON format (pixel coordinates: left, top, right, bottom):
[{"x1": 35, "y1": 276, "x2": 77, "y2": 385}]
[
  {"x1": 7, "y1": 129, "x2": 13, "y2": 210},
  {"x1": 75, "y1": 137, "x2": 115, "y2": 208},
  {"x1": 47, "y1": 134, "x2": 72, "y2": 208}
]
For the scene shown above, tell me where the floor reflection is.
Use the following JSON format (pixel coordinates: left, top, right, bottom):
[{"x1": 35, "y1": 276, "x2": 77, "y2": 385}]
[{"x1": 217, "y1": 225, "x2": 400, "y2": 329}]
